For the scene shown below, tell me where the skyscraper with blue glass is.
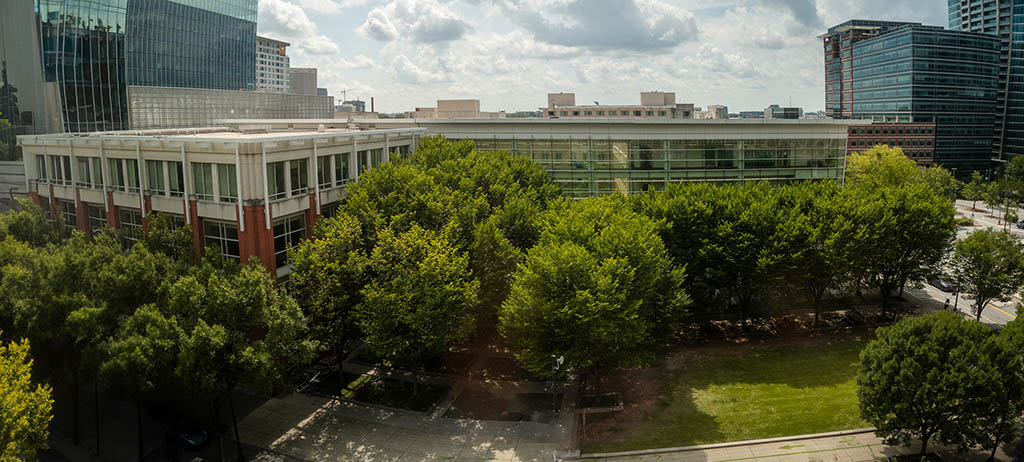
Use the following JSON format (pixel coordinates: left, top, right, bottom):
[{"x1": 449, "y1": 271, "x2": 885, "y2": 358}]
[
  {"x1": 31, "y1": 0, "x2": 257, "y2": 133},
  {"x1": 949, "y1": 0, "x2": 1024, "y2": 162}
]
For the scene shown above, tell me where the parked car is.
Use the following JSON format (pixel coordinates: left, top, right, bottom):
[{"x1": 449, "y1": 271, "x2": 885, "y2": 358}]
[{"x1": 929, "y1": 278, "x2": 954, "y2": 293}]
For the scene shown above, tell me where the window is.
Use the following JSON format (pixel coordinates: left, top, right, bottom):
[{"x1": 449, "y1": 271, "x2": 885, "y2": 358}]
[
  {"x1": 357, "y1": 150, "x2": 371, "y2": 173},
  {"x1": 596, "y1": 111, "x2": 604, "y2": 116},
  {"x1": 273, "y1": 214, "x2": 305, "y2": 268},
  {"x1": 584, "y1": 111, "x2": 592, "y2": 116},
  {"x1": 87, "y1": 205, "x2": 106, "y2": 234},
  {"x1": 51, "y1": 156, "x2": 70, "y2": 185},
  {"x1": 35, "y1": 155, "x2": 47, "y2": 182},
  {"x1": 119, "y1": 208, "x2": 143, "y2": 247},
  {"x1": 645, "y1": 111, "x2": 654, "y2": 116},
  {"x1": 335, "y1": 154, "x2": 350, "y2": 185},
  {"x1": 147, "y1": 160, "x2": 165, "y2": 195},
  {"x1": 317, "y1": 156, "x2": 332, "y2": 188},
  {"x1": 204, "y1": 221, "x2": 239, "y2": 261},
  {"x1": 77, "y1": 158, "x2": 92, "y2": 187},
  {"x1": 218, "y1": 165, "x2": 237, "y2": 203},
  {"x1": 108, "y1": 158, "x2": 125, "y2": 190},
  {"x1": 267, "y1": 161, "x2": 286, "y2": 200},
  {"x1": 169, "y1": 162, "x2": 185, "y2": 197},
  {"x1": 60, "y1": 200, "x2": 76, "y2": 233},
  {"x1": 289, "y1": 159, "x2": 308, "y2": 195},
  {"x1": 633, "y1": 111, "x2": 642, "y2": 116},
  {"x1": 390, "y1": 145, "x2": 410, "y2": 159},
  {"x1": 658, "y1": 111, "x2": 666, "y2": 116},
  {"x1": 125, "y1": 160, "x2": 140, "y2": 193},
  {"x1": 192, "y1": 163, "x2": 214, "y2": 201},
  {"x1": 369, "y1": 148, "x2": 383, "y2": 168}
]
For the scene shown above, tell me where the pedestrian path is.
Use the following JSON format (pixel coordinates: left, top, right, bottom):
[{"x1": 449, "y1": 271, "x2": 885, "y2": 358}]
[
  {"x1": 237, "y1": 391, "x2": 571, "y2": 461},
  {"x1": 570, "y1": 429, "x2": 1002, "y2": 462}
]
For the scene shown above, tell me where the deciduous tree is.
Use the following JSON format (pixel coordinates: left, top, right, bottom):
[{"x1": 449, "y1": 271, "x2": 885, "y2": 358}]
[
  {"x1": 0, "y1": 335, "x2": 53, "y2": 462},
  {"x1": 949, "y1": 229, "x2": 1024, "y2": 321}
]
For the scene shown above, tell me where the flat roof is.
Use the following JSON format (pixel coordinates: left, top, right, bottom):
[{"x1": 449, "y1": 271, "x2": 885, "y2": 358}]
[
  {"x1": 217, "y1": 118, "x2": 872, "y2": 126},
  {"x1": 18, "y1": 126, "x2": 426, "y2": 145}
]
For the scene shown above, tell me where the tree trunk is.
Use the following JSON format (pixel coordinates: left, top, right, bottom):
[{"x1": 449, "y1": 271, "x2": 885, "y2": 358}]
[
  {"x1": 972, "y1": 199, "x2": 977, "y2": 218},
  {"x1": 920, "y1": 432, "x2": 930, "y2": 457},
  {"x1": 229, "y1": 391, "x2": 244, "y2": 462},
  {"x1": 137, "y1": 396, "x2": 144, "y2": 462},
  {"x1": 72, "y1": 368, "x2": 80, "y2": 444},
  {"x1": 880, "y1": 291, "x2": 889, "y2": 318},
  {"x1": 977, "y1": 301, "x2": 985, "y2": 321},
  {"x1": 94, "y1": 380, "x2": 101, "y2": 457},
  {"x1": 988, "y1": 434, "x2": 1001, "y2": 462}
]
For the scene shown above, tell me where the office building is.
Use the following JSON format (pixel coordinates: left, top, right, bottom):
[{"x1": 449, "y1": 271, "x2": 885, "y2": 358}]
[
  {"x1": 405, "y1": 99, "x2": 505, "y2": 119},
  {"x1": 847, "y1": 123, "x2": 937, "y2": 164},
  {"x1": 820, "y1": 20, "x2": 921, "y2": 120},
  {"x1": 705, "y1": 105, "x2": 729, "y2": 120},
  {"x1": 764, "y1": 105, "x2": 804, "y2": 119},
  {"x1": 314, "y1": 117, "x2": 860, "y2": 197},
  {"x1": 542, "y1": 92, "x2": 695, "y2": 120},
  {"x1": 256, "y1": 36, "x2": 290, "y2": 93},
  {"x1": 949, "y1": 0, "x2": 1024, "y2": 161},
  {"x1": 19, "y1": 123, "x2": 423, "y2": 278},
  {"x1": 0, "y1": 0, "x2": 332, "y2": 136},
  {"x1": 290, "y1": 68, "x2": 317, "y2": 96},
  {"x1": 822, "y1": 21, "x2": 1000, "y2": 173},
  {"x1": 738, "y1": 111, "x2": 765, "y2": 119},
  {"x1": 317, "y1": 88, "x2": 329, "y2": 97}
]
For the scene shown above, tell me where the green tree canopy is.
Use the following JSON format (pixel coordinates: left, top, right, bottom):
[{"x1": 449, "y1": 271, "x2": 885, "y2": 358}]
[
  {"x1": 858, "y1": 312, "x2": 995, "y2": 457},
  {"x1": 0, "y1": 335, "x2": 53, "y2": 462},
  {"x1": 949, "y1": 229, "x2": 1024, "y2": 321},
  {"x1": 499, "y1": 197, "x2": 688, "y2": 378},
  {"x1": 356, "y1": 225, "x2": 479, "y2": 371},
  {"x1": 0, "y1": 198, "x2": 62, "y2": 247}
]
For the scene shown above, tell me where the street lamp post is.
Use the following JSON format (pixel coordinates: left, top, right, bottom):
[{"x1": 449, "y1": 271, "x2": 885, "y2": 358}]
[{"x1": 551, "y1": 355, "x2": 564, "y2": 414}]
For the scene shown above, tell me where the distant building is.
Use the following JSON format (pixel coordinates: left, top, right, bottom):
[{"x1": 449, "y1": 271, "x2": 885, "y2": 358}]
[
  {"x1": 764, "y1": 105, "x2": 804, "y2": 119},
  {"x1": 344, "y1": 100, "x2": 367, "y2": 113},
  {"x1": 822, "y1": 21, "x2": 1000, "y2": 173},
  {"x1": 256, "y1": 36, "x2": 290, "y2": 93},
  {"x1": 541, "y1": 92, "x2": 695, "y2": 120},
  {"x1": 317, "y1": 88, "x2": 328, "y2": 97},
  {"x1": 707, "y1": 105, "x2": 728, "y2": 120},
  {"x1": 405, "y1": 99, "x2": 505, "y2": 119},
  {"x1": 290, "y1": 68, "x2": 317, "y2": 96},
  {"x1": 847, "y1": 122, "x2": 937, "y2": 164},
  {"x1": 950, "y1": 0, "x2": 1024, "y2": 161},
  {"x1": 738, "y1": 111, "x2": 765, "y2": 119}
]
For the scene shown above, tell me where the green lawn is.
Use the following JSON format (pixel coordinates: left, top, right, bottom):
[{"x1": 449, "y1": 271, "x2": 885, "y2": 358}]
[{"x1": 587, "y1": 337, "x2": 869, "y2": 452}]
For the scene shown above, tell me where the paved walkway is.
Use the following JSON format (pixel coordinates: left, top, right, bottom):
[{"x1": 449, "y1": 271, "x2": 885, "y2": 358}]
[
  {"x1": 574, "y1": 429, "x2": 1004, "y2": 462},
  {"x1": 237, "y1": 391, "x2": 572, "y2": 461}
]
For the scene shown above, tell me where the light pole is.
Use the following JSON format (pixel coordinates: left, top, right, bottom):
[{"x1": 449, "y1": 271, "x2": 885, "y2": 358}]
[{"x1": 551, "y1": 355, "x2": 564, "y2": 414}]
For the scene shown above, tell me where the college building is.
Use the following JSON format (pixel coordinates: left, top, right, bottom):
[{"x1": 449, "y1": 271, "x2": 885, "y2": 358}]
[{"x1": 18, "y1": 124, "x2": 423, "y2": 278}]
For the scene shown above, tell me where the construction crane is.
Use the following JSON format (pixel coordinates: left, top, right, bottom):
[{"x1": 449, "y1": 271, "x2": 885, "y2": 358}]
[{"x1": 338, "y1": 88, "x2": 352, "y2": 101}]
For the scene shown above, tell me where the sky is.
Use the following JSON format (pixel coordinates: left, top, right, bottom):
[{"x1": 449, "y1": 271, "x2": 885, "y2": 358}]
[{"x1": 256, "y1": 0, "x2": 949, "y2": 114}]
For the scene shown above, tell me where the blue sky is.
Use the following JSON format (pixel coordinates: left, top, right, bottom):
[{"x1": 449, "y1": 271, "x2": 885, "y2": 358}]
[{"x1": 256, "y1": 0, "x2": 948, "y2": 114}]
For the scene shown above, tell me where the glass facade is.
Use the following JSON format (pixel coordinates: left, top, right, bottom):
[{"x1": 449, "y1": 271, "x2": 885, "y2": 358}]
[
  {"x1": 128, "y1": 86, "x2": 333, "y2": 129},
  {"x1": 950, "y1": 0, "x2": 1024, "y2": 160},
  {"x1": 33, "y1": 0, "x2": 258, "y2": 133},
  {"x1": 469, "y1": 137, "x2": 847, "y2": 197},
  {"x1": 849, "y1": 25, "x2": 1000, "y2": 173},
  {"x1": 127, "y1": 0, "x2": 256, "y2": 90}
]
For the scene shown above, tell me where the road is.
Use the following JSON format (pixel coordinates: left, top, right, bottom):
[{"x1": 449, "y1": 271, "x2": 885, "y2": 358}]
[{"x1": 906, "y1": 199, "x2": 1024, "y2": 329}]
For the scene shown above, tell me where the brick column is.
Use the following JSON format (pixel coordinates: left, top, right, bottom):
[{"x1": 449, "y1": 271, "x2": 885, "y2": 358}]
[
  {"x1": 74, "y1": 188, "x2": 89, "y2": 234},
  {"x1": 141, "y1": 195, "x2": 153, "y2": 232},
  {"x1": 187, "y1": 199, "x2": 202, "y2": 259},
  {"x1": 48, "y1": 185, "x2": 57, "y2": 220},
  {"x1": 238, "y1": 204, "x2": 275, "y2": 274},
  {"x1": 304, "y1": 193, "x2": 319, "y2": 239},
  {"x1": 105, "y1": 192, "x2": 118, "y2": 229}
]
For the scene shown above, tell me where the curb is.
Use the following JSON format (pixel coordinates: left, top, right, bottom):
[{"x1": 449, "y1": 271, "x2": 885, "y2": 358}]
[{"x1": 565, "y1": 428, "x2": 877, "y2": 460}]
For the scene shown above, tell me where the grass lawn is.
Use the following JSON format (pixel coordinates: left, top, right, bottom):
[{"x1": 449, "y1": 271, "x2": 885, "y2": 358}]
[{"x1": 587, "y1": 336, "x2": 869, "y2": 452}]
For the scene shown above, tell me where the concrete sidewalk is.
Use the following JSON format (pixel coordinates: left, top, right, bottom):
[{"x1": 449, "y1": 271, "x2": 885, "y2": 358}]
[{"x1": 571, "y1": 429, "x2": 1004, "y2": 462}]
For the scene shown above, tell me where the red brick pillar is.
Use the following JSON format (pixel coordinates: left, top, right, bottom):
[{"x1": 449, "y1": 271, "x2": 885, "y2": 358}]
[
  {"x1": 305, "y1": 194, "x2": 319, "y2": 239},
  {"x1": 187, "y1": 200, "x2": 203, "y2": 258},
  {"x1": 141, "y1": 195, "x2": 153, "y2": 232},
  {"x1": 74, "y1": 188, "x2": 89, "y2": 234},
  {"x1": 239, "y1": 204, "x2": 275, "y2": 274},
  {"x1": 48, "y1": 185, "x2": 57, "y2": 221},
  {"x1": 105, "y1": 192, "x2": 118, "y2": 229}
]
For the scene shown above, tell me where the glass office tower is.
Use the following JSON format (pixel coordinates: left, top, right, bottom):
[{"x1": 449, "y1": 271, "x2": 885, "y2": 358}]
[
  {"x1": 33, "y1": 0, "x2": 257, "y2": 133},
  {"x1": 950, "y1": 0, "x2": 1024, "y2": 161},
  {"x1": 849, "y1": 25, "x2": 1000, "y2": 173}
]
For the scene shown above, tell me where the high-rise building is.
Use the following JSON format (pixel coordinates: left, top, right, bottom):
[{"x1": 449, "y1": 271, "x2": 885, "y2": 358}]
[
  {"x1": 820, "y1": 20, "x2": 920, "y2": 120},
  {"x1": 764, "y1": 105, "x2": 804, "y2": 119},
  {"x1": 256, "y1": 36, "x2": 290, "y2": 93},
  {"x1": 949, "y1": 0, "x2": 1024, "y2": 161},
  {"x1": 317, "y1": 88, "x2": 329, "y2": 97},
  {"x1": 0, "y1": 0, "x2": 331, "y2": 135},
  {"x1": 290, "y1": 68, "x2": 317, "y2": 96},
  {"x1": 822, "y1": 21, "x2": 1001, "y2": 173},
  {"x1": 541, "y1": 91, "x2": 695, "y2": 119}
]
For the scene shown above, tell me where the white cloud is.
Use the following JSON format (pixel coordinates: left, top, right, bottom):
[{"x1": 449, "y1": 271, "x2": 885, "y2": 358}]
[
  {"x1": 258, "y1": 0, "x2": 340, "y2": 55},
  {"x1": 390, "y1": 55, "x2": 448, "y2": 84},
  {"x1": 295, "y1": 0, "x2": 366, "y2": 15},
  {"x1": 358, "y1": 0, "x2": 471, "y2": 43}
]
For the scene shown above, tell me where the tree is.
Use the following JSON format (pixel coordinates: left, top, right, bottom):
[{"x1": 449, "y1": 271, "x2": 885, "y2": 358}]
[
  {"x1": 858, "y1": 312, "x2": 994, "y2": 457},
  {"x1": 142, "y1": 212, "x2": 193, "y2": 261},
  {"x1": 850, "y1": 184, "x2": 956, "y2": 316},
  {"x1": 973, "y1": 318, "x2": 1024, "y2": 461},
  {"x1": 920, "y1": 164, "x2": 962, "y2": 202},
  {"x1": 0, "y1": 335, "x2": 53, "y2": 462},
  {"x1": 845, "y1": 145, "x2": 921, "y2": 189},
  {"x1": 949, "y1": 229, "x2": 1024, "y2": 321},
  {"x1": 499, "y1": 197, "x2": 688, "y2": 380},
  {"x1": 962, "y1": 171, "x2": 989, "y2": 219},
  {"x1": 289, "y1": 213, "x2": 368, "y2": 362},
  {"x1": 0, "y1": 198, "x2": 63, "y2": 246},
  {"x1": 356, "y1": 225, "x2": 479, "y2": 379}
]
